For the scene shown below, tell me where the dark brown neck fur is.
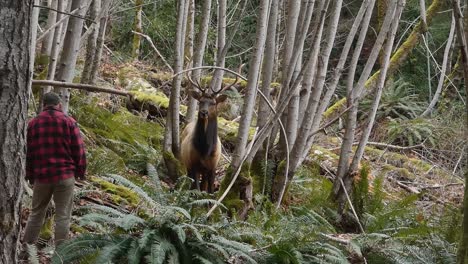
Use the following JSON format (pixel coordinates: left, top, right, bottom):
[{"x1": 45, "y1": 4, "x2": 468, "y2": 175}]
[{"x1": 193, "y1": 113, "x2": 218, "y2": 158}]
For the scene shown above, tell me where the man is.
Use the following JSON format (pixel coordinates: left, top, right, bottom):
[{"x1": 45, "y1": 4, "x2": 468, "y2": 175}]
[{"x1": 23, "y1": 92, "x2": 86, "y2": 247}]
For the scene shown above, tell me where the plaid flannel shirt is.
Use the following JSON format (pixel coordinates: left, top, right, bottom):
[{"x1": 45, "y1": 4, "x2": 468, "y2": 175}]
[{"x1": 26, "y1": 106, "x2": 87, "y2": 184}]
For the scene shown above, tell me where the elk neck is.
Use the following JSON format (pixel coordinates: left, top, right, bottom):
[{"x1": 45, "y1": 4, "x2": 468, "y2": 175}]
[{"x1": 193, "y1": 112, "x2": 218, "y2": 158}]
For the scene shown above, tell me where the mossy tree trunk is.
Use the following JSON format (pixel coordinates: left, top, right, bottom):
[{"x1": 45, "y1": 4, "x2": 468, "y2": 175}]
[
  {"x1": 0, "y1": 0, "x2": 32, "y2": 261},
  {"x1": 131, "y1": 0, "x2": 143, "y2": 60},
  {"x1": 453, "y1": 1, "x2": 468, "y2": 262},
  {"x1": 164, "y1": 0, "x2": 188, "y2": 179},
  {"x1": 223, "y1": 0, "x2": 271, "y2": 217}
]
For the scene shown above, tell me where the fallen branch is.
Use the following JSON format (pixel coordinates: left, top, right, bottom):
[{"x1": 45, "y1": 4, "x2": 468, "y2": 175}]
[
  {"x1": 131, "y1": 30, "x2": 173, "y2": 73},
  {"x1": 32, "y1": 80, "x2": 129, "y2": 96}
]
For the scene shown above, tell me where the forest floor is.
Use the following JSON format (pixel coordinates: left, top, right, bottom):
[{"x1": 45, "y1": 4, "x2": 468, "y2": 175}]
[{"x1": 23, "y1": 61, "x2": 465, "y2": 263}]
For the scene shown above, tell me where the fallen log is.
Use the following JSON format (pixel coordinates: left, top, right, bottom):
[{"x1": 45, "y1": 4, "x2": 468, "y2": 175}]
[{"x1": 32, "y1": 80, "x2": 129, "y2": 96}]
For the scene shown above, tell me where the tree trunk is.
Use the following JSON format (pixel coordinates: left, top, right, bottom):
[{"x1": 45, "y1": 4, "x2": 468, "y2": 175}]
[
  {"x1": 276, "y1": 0, "x2": 300, "y2": 154},
  {"x1": 41, "y1": 0, "x2": 66, "y2": 111},
  {"x1": 164, "y1": 0, "x2": 187, "y2": 176},
  {"x1": 210, "y1": 0, "x2": 227, "y2": 93},
  {"x1": 89, "y1": 0, "x2": 111, "y2": 85},
  {"x1": 41, "y1": 0, "x2": 58, "y2": 56},
  {"x1": 131, "y1": 0, "x2": 143, "y2": 60},
  {"x1": 225, "y1": 0, "x2": 271, "y2": 216},
  {"x1": 453, "y1": 1, "x2": 468, "y2": 262},
  {"x1": 350, "y1": 0, "x2": 405, "y2": 174},
  {"x1": 421, "y1": 16, "x2": 456, "y2": 117},
  {"x1": 256, "y1": 0, "x2": 279, "y2": 131},
  {"x1": 55, "y1": 0, "x2": 89, "y2": 114},
  {"x1": 271, "y1": 0, "x2": 330, "y2": 203},
  {"x1": 231, "y1": 0, "x2": 271, "y2": 168},
  {"x1": 0, "y1": 0, "x2": 32, "y2": 262},
  {"x1": 81, "y1": 0, "x2": 101, "y2": 84},
  {"x1": 323, "y1": 0, "x2": 444, "y2": 121},
  {"x1": 333, "y1": 0, "x2": 399, "y2": 212},
  {"x1": 186, "y1": 0, "x2": 212, "y2": 123}
]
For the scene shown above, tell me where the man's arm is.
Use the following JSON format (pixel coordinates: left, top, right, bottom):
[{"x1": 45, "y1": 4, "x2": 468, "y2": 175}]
[{"x1": 69, "y1": 120, "x2": 87, "y2": 179}]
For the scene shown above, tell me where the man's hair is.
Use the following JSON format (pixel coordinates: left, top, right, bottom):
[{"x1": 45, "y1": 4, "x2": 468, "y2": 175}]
[{"x1": 43, "y1": 92, "x2": 61, "y2": 106}]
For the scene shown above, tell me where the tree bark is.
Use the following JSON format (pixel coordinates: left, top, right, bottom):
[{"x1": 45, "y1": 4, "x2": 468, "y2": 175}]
[
  {"x1": 231, "y1": 0, "x2": 271, "y2": 169},
  {"x1": 323, "y1": 0, "x2": 444, "y2": 121},
  {"x1": 0, "y1": 0, "x2": 32, "y2": 262},
  {"x1": 81, "y1": 0, "x2": 101, "y2": 84},
  {"x1": 164, "y1": 0, "x2": 187, "y2": 166},
  {"x1": 42, "y1": 0, "x2": 66, "y2": 106},
  {"x1": 186, "y1": 0, "x2": 212, "y2": 123},
  {"x1": 89, "y1": 0, "x2": 111, "y2": 85},
  {"x1": 453, "y1": 1, "x2": 468, "y2": 262},
  {"x1": 350, "y1": 0, "x2": 405, "y2": 173},
  {"x1": 131, "y1": 0, "x2": 143, "y2": 60},
  {"x1": 41, "y1": 0, "x2": 58, "y2": 56},
  {"x1": 333, "y1": 0, "x2": 400, "y2": 212},
  {"x1": 227, "y1": 0, "x2": 271, "y2": 218},
  {"x1": 421, "y1": 15, "x2": 456, "y2": 117},
  {"x1": 54, "y1": 0, "x2": 89, "y2": 114},
  {"x1": 210, "y1": 0, "x2": 227, "y2": 93}
]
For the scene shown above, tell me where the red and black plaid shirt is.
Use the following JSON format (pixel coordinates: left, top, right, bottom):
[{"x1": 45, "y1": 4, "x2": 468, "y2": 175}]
[{"x1": 26, "y1": 106, "x2": 87, "y2": 183}]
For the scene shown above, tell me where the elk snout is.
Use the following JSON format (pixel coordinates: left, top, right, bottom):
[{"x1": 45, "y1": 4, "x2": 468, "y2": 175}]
[{"x1": 200, "y1": 110, "x2": 208, "y2": 119}]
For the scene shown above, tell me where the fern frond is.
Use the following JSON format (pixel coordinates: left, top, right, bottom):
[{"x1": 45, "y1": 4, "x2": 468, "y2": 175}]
[
  {"x1": 106, "y1": 173, "x2": 159, "y2": 208},
  {"x1": 188, "y1": 199, "x2": 227, "y2": 210},
  {"x1": 147, "y1": 163, "x2": 165, "y2": 205},
  {"x1": 26, "y1": 244, "x2": 40, "y2": 264}
]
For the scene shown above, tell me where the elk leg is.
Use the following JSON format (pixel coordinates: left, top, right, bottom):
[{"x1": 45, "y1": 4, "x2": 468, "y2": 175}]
[
  {"x1": 201, "y1": 172, "x2": 208, "y2": 193},
  {"x1": 207, "y1": 170, "x2": 215, "y2": 194},
  {"x1": 189, "y1": 168, "x2": 200, "y2": 191}
]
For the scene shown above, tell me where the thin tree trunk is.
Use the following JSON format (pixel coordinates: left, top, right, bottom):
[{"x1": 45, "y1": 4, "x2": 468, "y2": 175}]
[
  {"x1": 272, "y1": 0, "x2": 330, "y2": 202},
  {"x1": 231, "y1": 0, "x2": 271, "y2": 168},
  {"x1": 54, "y1": 0, "x2": 89, "y2": 114},
  {"x1": 81, "y1": 0, "x2": 100, "y2": 84},
  {"x1": 0, "y1": 0, "x2": 32, "y2": 261},
  {"x1": 350, "y1": 1, "x2": 405, "y2": 173},
  {"x1": 333, "y1": 0, "x2": 399, "y2": 211},
  {"x1": 276, "y1": 0, "x2": 300, "y2": 154},
  {"x1": 298, "y1": 0, "x2": 372, "y2": 166},
  {"x1": 257, "y1": 0, "x2": 279, "y2": 131},
  {"x1": 210, "y1": 0, "x2": 227, "y2": 93},
  {"x1": 185, "y1": 0, "x2": 194, "y2": 67},
  {"x1": 453, "y1": 1, "x2": 468, "y2": 262},
  {"x1": 41, "y1": 0, "x2": 58, "y2": 56},
  {"x1": 288, "y1": 0, "x2": 342, "y2": 176},
  {"x1": 421, "y1": 16, "x2": 456, "y2": 117},
  {"x1": 227, "y1": 0, "x2": 271, "y2": 218},
  {"x1": 165, "y1": 0, "x2": 187, "y2": 163},
  {"x1": 89, "y1": 0, "x2": 111, "y2": 85},
  {"x1": 40, "y1": 0, "x2": 66, "y2": 112},
  {"x1": 323, "y1": 0, "x2": 444, "y2": 121},
  {"x1": 186, "y1": 0, "x2": 212, "y2": 123},
  {"x1": 131, "y1": 0, "x2": 143, "y2": 60}
]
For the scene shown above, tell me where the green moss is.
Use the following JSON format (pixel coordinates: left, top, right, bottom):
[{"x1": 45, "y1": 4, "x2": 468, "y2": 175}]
[
  {"x1": 39, "y1": 215, "x2": 54, "y2": 240},
  {"x1": 219, "y1": 164, "x2": 252, "y2": 214},
  {"x1": 71, "y1": 223, "x2": 87, "y2": 234},
  {"x1": 163, "y1": 150, "x2": 185, "y2": 175},
  {"x1": 91, "y1": 177, "x2": 140, "y2": 206}
]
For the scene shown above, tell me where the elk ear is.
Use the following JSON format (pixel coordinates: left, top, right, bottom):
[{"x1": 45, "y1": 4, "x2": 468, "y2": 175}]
[
  {"x1": 189, "y1": 90, "x2": 202, "y2": 100},
  {"x1": 216, "y1": 94, "x2": 228, "y2": 104}
]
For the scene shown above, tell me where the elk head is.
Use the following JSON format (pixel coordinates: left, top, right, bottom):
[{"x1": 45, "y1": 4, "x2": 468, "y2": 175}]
[{"x1": 187, "y1": 73, "x2": 239, "y2": 120}]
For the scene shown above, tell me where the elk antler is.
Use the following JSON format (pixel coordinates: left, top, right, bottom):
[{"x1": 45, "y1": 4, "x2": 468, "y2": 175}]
[
  {"x1": 212, "y1": 64, "x2": 244, "y2": 96},
  {"x1": 186, "y1": 72, "x2": 205, "y2": 94}
]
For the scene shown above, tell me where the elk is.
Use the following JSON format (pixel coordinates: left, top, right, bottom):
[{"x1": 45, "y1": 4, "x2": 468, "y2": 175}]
[{"x1": 180, "y1": 74, "x2": 239, "y2": 193}]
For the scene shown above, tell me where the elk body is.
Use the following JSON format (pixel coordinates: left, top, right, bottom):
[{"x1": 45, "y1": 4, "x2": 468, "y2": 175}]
[{"x1": 180, "y1": 75, "x2": 238, "y2": 193}]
